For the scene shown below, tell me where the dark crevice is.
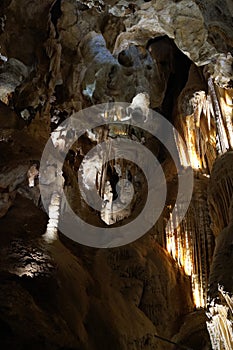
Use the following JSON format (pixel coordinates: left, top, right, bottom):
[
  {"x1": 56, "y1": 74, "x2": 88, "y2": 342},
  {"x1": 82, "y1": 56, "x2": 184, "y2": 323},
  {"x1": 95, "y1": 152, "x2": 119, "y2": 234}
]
[
  {"x1": 50, "y1": 0, "x2": 62, "y2": 39},
  {"x1": 161, "y1": 43, "x2": 191, "y2": 121},
  {"x1": 147, "y1": 36, "x2": 191, "y2": 121}
]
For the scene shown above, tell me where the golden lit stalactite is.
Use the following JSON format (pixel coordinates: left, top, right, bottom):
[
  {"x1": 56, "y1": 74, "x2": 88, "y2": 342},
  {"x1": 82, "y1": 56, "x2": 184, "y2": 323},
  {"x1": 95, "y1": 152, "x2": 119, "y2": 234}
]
[
  {"x1": 166, "y1": 203, "x2": 207, "y2": 307},
  {"x1": 217, "y1": 87, "x2": 233, "y2": 150},
  {"x1": 166, "y1": 165, "x2": 214, "y2": 307},
  {"x1": 175, "y1": 80, "x2": 233, "y2": 305},
  {"x1": 208, "y1": 78, "x2": 230, "y2": 154},
  {"x1": 177, "y1": 89, "x2": 216, "y2": 172},
  {"x1": 193, "y1": 274, "x2": 204, "y2": 309},
  {"x1": 166, "y1": 215, "x2": 176, "y2": 260},
  {"x1": 170, "y1": 75, "x2": 233, "y2": 311},
  {"x1": 174, "y1": 130, "x2": 190, "y2": 168},
  {"x1": 185, "y1": 114, "x2": 202, "y2": 170},
  {"x1": 176, "y1": 65, "x2": 217, "y2": 172},
  {"x1": 168, "y1": 68, "x2": 229, "y2": 308}
]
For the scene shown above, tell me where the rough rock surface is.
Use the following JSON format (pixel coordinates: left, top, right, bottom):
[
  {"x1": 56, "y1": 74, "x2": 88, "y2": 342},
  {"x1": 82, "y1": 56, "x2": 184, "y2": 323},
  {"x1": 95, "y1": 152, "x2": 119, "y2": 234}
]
[{"x1": 0, "y1": 198, "x2": 194, "y2": 349}]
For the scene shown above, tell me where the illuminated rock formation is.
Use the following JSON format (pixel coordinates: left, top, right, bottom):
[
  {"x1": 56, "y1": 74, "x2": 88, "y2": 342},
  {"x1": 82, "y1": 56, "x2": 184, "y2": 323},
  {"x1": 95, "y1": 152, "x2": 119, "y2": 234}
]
[
  {"x1": 166, "y1": 177, "x2": 214, "y2": 308},
  {"x1": 207, "y1": 286, "x2": 233, "y2": 350}
]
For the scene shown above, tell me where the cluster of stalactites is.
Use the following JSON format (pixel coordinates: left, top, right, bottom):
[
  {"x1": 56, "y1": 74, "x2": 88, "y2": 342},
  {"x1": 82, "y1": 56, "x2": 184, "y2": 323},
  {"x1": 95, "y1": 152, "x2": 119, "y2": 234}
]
[
  {"x1": 207, "y1": 286, "x2": 233, "y2": 350},
  {"x1": 92, "y1": 97, "x2": 148, "y2": 226},
  {"x1": 94, "y1": 133, "x2": 136, "y2": 226},
  {"x1": 176, "y1": 72, "x2": 233, "y2": 174},
  {"x1": 169, "y1": 68, "x2": 233, "y2": 308},
  {"x1": 177, "y1": 89, "x2": 216, "y2": 172},
  {"x1": 166, "y1": 178, "x2": 213, "y2": 308}
]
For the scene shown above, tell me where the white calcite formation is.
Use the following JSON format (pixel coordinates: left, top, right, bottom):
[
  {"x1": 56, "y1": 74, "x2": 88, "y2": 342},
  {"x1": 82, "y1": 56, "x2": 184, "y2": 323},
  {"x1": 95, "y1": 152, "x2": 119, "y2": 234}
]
[
  {"x1": 207, "y1": 286, "x2": 233, "y2": 350},
  {"x1": 43, "y1": 192, "x2": 60, "y2": 243},
  {"x1": 27, "y1": 164, "x2": 39, "y2": 188}
]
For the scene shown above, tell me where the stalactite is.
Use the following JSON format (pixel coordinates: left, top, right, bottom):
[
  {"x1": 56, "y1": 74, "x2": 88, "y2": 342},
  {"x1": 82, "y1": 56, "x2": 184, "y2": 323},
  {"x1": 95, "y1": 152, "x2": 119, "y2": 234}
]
[
  {"x1": 176, "y1": 65, "x2": 216, "y2": 172},
  {"x1": 169, "y1": 67, "x2": 222, "y2": 307},
  {"x1": 165, "y1": 177, "x2": 213, "y2": 308},
  {"x1": 216, "y1": 87, "x2": 233, "y2": 150},
  {"x1": 80, "y1": 96, "x2": 149, "y2": 226},
  {"x1": 208, "y1": 78, "x2": 230, "y2": 154},
  {"x1": 170, "y1": 59, "x2": 233, "y2": 313}
]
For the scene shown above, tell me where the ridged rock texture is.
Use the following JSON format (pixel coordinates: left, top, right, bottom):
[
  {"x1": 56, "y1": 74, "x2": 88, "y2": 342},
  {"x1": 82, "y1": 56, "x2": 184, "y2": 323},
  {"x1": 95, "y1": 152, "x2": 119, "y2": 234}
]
[{"x1": 0, "y1": 0, "x2": 233, "y2": 349}]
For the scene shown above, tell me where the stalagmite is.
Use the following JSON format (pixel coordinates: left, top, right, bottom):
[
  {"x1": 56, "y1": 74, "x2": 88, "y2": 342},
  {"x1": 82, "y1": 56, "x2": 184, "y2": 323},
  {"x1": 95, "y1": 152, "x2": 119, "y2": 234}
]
[
  {"x1": 44, "y1": 192, "x2": 60, "y2": 242},
  {"x1": 41, "y1": 127, "x2": 66, "y2": 243}
]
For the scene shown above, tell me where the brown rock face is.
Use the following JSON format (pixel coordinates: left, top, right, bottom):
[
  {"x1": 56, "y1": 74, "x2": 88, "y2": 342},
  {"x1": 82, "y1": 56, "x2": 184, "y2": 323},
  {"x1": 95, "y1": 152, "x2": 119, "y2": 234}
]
[{"x1": 0, "y1": 0, "x2": 233, "y2": 349}]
